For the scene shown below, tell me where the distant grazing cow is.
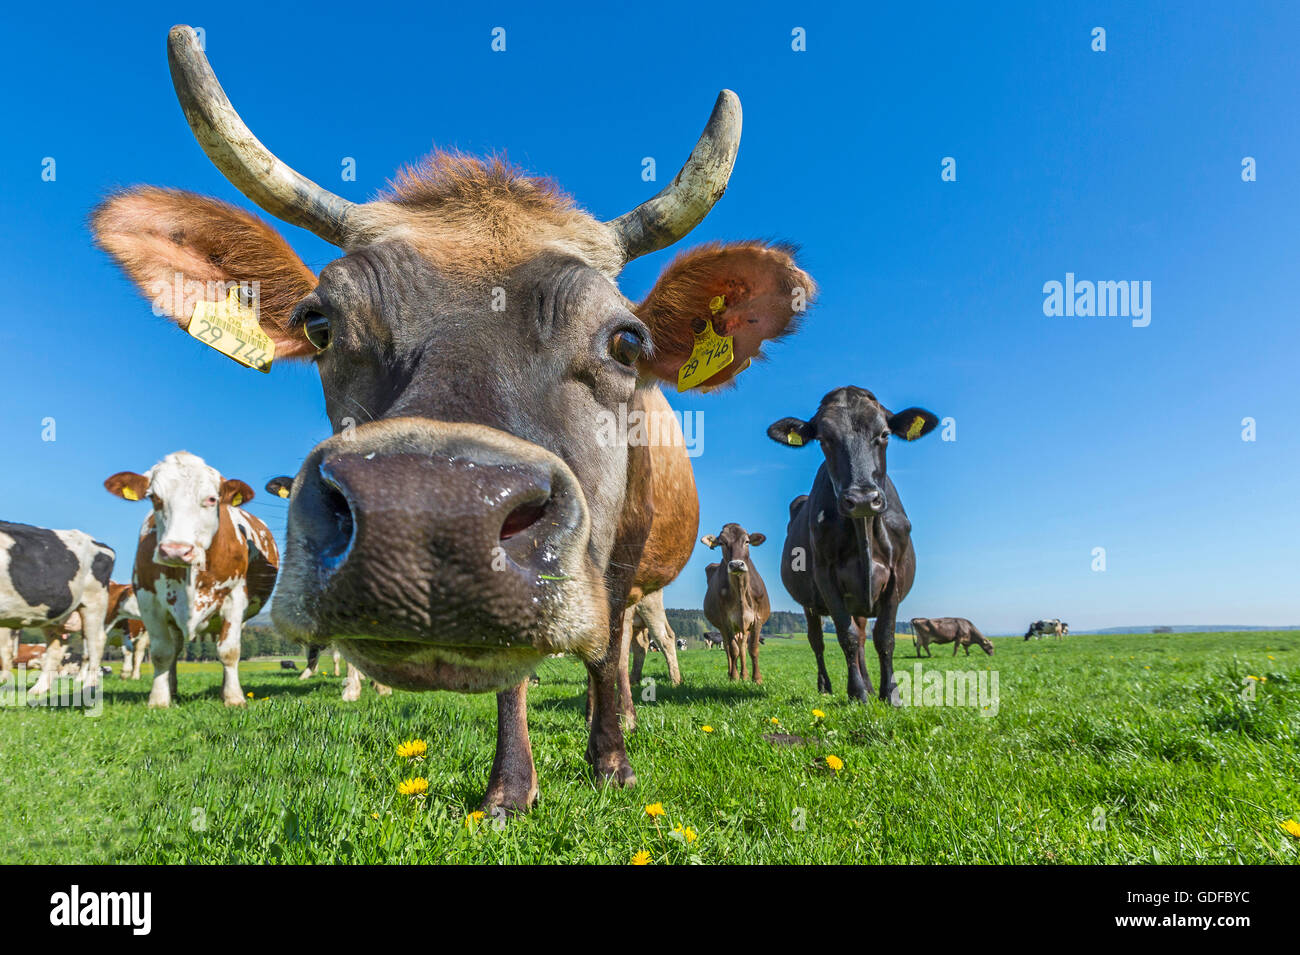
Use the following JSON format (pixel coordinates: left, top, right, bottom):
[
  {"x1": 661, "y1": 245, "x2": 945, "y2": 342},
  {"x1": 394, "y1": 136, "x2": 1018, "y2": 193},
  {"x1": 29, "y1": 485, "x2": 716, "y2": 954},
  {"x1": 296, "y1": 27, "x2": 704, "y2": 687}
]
[
  {"x1": 676, "y1": 638, "x2": 687, "y2": 652},
  {"x1": 104, "y1": 581, "x2": 149, "y2": 679},
  {"x1": 104, "y1": 452, "x2": 278, "y2": 707},
  {"x1": 265, "y1": 477, "x2": 393, "y2": 703},
  {"x1": 702, "y1": 632, "x2": 724, "y2": 649},
  {"x1": 769, "y1": 387, "x2": 939, "y2": 701},
  {"x1": 92, "y1": 26, "x2": 813, "y2": 810},
  {"x1": 628, "y1": 590, "x2": 682, "y2": 687},
  {"x1": 0, "y1": 522, "x2": 115, "y2": 695},
  {"x1": 280, "y1": 660, "x2": 298, "y2": 671},
  {"x1": 911, "y1": 617, "x2": 994, "y2": 657},
  {"x1": 1024, "y1": 619, "x2": 1064, "y2": 641},
  {"x1": 702, "y1": 524, "x2": 770, "y2": 682}
]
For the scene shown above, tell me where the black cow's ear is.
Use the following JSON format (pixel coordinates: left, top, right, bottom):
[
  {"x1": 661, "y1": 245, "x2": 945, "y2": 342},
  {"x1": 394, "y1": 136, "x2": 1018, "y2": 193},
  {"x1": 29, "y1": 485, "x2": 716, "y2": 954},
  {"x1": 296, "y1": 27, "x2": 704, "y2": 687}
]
[
  {"x1": 887, "y1": 408, "x2": 940, "y2": 441},
  {"x1": 766, "y1": 417, "x2": 815, "y2": 448},
  {"x1": 748, "y1": 532, "x2": 766, "y2": 547},
  {"x1": 264, "y1": 476, "x2": 294, "y2": 499}
]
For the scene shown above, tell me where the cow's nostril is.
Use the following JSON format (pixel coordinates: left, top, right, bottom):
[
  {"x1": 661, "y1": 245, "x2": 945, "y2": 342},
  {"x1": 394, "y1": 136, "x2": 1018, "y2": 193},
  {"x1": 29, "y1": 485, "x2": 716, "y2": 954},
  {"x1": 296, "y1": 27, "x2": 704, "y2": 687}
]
[
  {"x1": 319, "y1": 482, "x2": 355, "y2": 565},
  {"x1": 500, "y1": 498, "x2": 549, "y2": 541}
]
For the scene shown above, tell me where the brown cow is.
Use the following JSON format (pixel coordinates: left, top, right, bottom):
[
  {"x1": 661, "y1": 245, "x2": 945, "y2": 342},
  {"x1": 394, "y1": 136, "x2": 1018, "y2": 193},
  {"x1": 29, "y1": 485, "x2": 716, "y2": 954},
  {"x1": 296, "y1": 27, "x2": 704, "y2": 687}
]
[
  {"x1": 104, "y1": 452, "x2": 279, "y2": 707},
  {"x1": 910, "y1": 617, "x2": 994, "y2": 657},
  {"x1": 701, "y1": 524, "x2": 770, "y2": 683},
  {"x1": 90, "y1": 26, "x2": 813, "y2": 811}
]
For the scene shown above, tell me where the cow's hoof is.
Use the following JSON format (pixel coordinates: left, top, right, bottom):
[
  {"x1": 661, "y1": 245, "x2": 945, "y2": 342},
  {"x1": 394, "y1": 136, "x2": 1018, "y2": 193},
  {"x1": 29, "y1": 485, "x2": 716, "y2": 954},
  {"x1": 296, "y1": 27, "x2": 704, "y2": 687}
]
[
  {"x1": 341, "y1": 688, "x2": 361, "y2": 703},
  {"x1": 481, "y1": 780, "x2": 539, "y2": 817},
  {"x1": 224, "y1": 696, "x2": 247, "y2": 707},
  {"x1": 597, "y1": 763, "x2": 637, "y2": 789},
  {"x1": 373, "y1": 682, "x2": 393, "y2": 696},
  {"x1": 146, "y1": 700, "x2": 171, "y2": 709},
  {"x1": 817, "y1": 679, "x2": 832, "y2": 694}
]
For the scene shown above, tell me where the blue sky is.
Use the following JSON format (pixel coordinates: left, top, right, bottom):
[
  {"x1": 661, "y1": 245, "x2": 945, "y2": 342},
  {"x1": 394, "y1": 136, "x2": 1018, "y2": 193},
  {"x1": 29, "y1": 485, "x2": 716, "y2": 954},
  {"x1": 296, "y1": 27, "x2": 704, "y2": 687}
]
[{"x1": 1, "y1": 1, "x2": 1296, "y2": 633}]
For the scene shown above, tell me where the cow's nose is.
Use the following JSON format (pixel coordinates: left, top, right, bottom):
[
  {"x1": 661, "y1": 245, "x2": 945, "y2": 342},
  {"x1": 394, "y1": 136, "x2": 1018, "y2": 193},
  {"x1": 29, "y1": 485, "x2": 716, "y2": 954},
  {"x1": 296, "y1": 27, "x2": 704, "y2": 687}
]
[
  {"x1": 280, "y1": 419, "x2": 591, "y2": 647},
  {"x1": 158, "y1": 541, "x2": 197, "y2": 564},
  {"x1": 727, "y1": 559, "x2": 747, "y2": 574},
  {"x1": 839, "y1": 487, "x2": 885, "y2": 517}
]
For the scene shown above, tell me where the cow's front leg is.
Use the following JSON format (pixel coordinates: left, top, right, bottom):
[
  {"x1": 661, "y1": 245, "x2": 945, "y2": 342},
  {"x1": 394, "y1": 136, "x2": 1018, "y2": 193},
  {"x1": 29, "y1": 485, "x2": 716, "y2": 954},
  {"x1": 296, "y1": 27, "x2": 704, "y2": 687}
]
[
  {"x1": 341, "y1": 662, "x2": 363, "y2": 702},
  {"x1": 617, "y1": 606, "x2": 637, "y2": 731},
  {"x1": 828, "y1": 602, "x2": 871, "y2": 702},
  {"x1": 585, "y1": 654, "x2": 636, "y2": 789},
  {"x1": 748, "y1": 625, "x2": 762, "y2": 684},
  {"x1": 0, "y1": 627, "x2": 12, "y2": 683},
  {"x1": 482, "y1": 680, "x2": 539, "y2": 814},
  {"x1": 28, "y1": 638, "x2": 63, "y2": 697},
  {"x1": 215, "y1": 614, "x2": 246, "y2": 707},
  {"x1": 131, "y1": 634, "x2": 149, "y2": 682},
  {"x1": 147, "y1": 630, "x2": 178, "y2": 707},
  {"x1": 871, "y1": 601, "x2": 901, "y2": 705},
  {"x1": 80, "y1": 590, "x2": 110, "y2": 690},
  {"x1": 805, "y1": 609, "x2": 832, "y2": 693}
]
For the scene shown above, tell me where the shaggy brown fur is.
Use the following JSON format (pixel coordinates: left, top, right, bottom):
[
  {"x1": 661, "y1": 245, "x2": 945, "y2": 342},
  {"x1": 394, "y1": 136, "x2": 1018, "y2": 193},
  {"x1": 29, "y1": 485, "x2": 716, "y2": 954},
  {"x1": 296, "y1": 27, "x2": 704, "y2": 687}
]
[{"x1": 352, "y1": 151, "x2": 624, "y2": 279}]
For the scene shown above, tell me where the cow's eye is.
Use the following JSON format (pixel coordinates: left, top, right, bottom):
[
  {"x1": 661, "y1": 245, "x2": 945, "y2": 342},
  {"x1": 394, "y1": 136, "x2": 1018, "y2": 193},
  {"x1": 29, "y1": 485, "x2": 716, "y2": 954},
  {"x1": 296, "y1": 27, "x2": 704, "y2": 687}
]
[
  {"x1": 877, "y1": 433, "x2": 890, "y2": 446},
  {"x1": 303, "y1": 312, "x2": 332, "y2": 350},
  {"x1": 609, "y1": 329, "x2": 645, "y2": 367},
  {"x1": 203, "y1": 496, "x2": 219, "y2": 507}
]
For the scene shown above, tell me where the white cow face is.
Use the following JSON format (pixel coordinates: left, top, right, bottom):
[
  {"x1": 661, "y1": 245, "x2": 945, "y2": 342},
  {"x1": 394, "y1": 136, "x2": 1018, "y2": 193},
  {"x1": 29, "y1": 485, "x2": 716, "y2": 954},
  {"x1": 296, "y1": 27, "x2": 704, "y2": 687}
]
[{"x1": 105, "y1": 452, "x2": 254, "y2": 568}]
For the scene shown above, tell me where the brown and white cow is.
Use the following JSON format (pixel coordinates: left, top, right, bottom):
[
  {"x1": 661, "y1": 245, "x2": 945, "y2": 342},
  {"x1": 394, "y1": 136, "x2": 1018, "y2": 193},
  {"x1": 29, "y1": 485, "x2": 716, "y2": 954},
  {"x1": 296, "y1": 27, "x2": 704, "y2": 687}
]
[
  {"x1": 701, "y1": 523, "x2": 771, "y2": 683},
  {"x1": 91, "y1": 26, "x2": 813, "y2": 810},
  {"x1": 103, "y1": 452, "x2": 278, "y2": 707},
  {"x1": 104, "y1": 582, "x2": 150, "y2": 679},
  {"x1": 910, "y1": 617, "x2": 994, "y2": 657}
]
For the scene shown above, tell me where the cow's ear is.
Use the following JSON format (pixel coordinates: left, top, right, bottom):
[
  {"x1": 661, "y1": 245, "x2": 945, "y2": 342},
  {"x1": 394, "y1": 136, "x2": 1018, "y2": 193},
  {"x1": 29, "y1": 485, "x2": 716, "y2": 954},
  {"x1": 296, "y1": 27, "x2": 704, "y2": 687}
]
[
  {"x1": 766, "y1": 416, "x2": 816, "y2": 448},
  {"x1": 221, "y1": 479, "x2": 255, "y2": 508},
  {"x1": 700, "y1": 534, "x2": 719, "y2": 549},
  {"x1": 91, "y1": 187, "x2": 319, "y2": 361},
  {"x1": 887, "y1": 408, "x2": 940, "y2": 441},
  {"x1": 104, "y1": 472, "x2": 149, "y2": 502},
  {"x1": 747, "y1": 532, "x2": 766, "y2": 547},
  {"x1": 635, "y1": 241, "x2": 814, "y2": 390},
  {"x1": 264, "y1": 476, "x2": 294, "y2": 499}
]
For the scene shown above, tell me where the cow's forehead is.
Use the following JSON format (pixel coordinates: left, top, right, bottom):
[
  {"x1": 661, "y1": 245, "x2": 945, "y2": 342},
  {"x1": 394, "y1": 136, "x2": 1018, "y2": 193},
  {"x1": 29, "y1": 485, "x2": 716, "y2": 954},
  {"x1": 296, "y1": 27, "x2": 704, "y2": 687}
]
[
  {"x1": 346, "y1": 153, "x2": 624, "y2": 281},
  {"x1": 149, "y1": 453, "x2": 220, "y2": 495}
]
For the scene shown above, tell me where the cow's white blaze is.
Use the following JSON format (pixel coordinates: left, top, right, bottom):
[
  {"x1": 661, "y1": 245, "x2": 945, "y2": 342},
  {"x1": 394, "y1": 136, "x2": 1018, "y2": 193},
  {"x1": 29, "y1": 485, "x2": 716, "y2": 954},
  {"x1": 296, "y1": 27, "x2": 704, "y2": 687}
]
[{"x1": 144, "y1": 452, "x2": 225, "y2": 567}]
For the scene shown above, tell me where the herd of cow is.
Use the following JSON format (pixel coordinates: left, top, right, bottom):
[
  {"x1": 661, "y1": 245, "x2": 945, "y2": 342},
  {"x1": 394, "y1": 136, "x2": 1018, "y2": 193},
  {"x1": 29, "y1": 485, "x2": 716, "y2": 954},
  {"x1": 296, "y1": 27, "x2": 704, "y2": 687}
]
[{"x1": 0, "y1": 26, "x2": 1070, "y2": 813}]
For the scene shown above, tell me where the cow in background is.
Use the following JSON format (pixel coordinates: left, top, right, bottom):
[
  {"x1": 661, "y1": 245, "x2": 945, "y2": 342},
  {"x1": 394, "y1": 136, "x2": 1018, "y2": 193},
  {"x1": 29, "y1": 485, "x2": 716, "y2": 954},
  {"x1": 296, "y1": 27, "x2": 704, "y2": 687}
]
[
  {"x1": 105, "y1": 452, "x2": 278, "y2": 707},
  {"x1": 0, "y1": 522, "x2": 114, "y2": 695},
  {"x1": 911, "y1": 616, "x2": 994, "y2": 657},
  {"x1": 769, "y1": 387, "x2": 939, "y2": 701},
  {"x1": 702, "y1": 524, "x2": 770, "y2": 683},
  {"x1": 105, "y1": 582, "x2": 149, "y2": 679},
  {"x1": 1025, "y1": 619, "x2": 1065, "y2": 641}
]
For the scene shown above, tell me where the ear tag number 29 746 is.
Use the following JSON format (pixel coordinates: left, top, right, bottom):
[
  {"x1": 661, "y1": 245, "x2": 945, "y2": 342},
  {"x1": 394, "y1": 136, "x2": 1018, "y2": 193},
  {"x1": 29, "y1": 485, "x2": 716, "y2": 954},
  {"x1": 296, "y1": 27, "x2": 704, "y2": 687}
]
[
  {"x1": 188, "y1": 287, "x2": 275, "y2": 373},
  {"x1": 677, "y1": 296, "x2": 734, "y2": 392}
]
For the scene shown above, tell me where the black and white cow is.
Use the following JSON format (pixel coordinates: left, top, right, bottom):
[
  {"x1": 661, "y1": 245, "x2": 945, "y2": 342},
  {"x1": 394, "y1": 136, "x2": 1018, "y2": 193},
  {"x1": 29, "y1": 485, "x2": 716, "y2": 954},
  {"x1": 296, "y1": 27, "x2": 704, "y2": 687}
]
[{"x1": 0, "y1": 522, "x2": 115, "y2": 694}]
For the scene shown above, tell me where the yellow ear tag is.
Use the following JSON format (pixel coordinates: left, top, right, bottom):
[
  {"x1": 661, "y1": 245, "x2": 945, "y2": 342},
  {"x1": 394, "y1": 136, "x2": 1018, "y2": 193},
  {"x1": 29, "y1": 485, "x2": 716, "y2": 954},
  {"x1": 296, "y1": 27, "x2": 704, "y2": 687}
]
[
  {"x1": 906, "y1": 415, "x2": 926, "y2": 440},
  {"x1": 121, "y1": 487, "x2": 139, "y2": 501},
  {"x1": 230, "y1": 494, "x2": 243, "y2": 507},
  {"x1": 187, "y1": 287, "x2": 274, "y2": 373},
  {"x1": 277, "y1": 487, "x2": 290, "y2": 499},
  {"x1": 787, "y1": 431, "x2": 804, "y2": 446},
  {"x1": 677, "y1": 317, "x2": 734, "y2": 392}
]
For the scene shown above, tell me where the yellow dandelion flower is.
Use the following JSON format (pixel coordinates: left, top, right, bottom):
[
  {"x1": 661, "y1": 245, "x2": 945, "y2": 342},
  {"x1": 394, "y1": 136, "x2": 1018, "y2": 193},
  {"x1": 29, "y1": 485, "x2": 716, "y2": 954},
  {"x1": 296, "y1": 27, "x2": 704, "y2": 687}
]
[
  {"x1": 812, "y1": 709, "x2": 826, "y2": 720},
  {"x1": 396, "y1": 738, "x2": 428, "y2": 759},
  {"x1": 673, "y1": 824, "x2": 698, "y2": 843},
  {"x1": 465, "y1": 810, "x2": 485, "y2": 827},
  {"x1": 246, "y1": 692, "x2": 254, "y2": 699},
  {"x1": 370, "y1": 812, "x2": 379, "y2": 820},
  {"x1": 770, "y1": 717, "x2": 780, "y2": 724},
  {"x1": 397, "y1": 777, "x2": 429, "y2": 797},
  {"x1": 1282, "y1": 819, "x2": 1300, "y2": 839},
  {"x1": 631, "y1": 850, "x2": 652, "y2": 865},
  {"x1": 645, "y1": 802, "x2": 666, "y2": 818},
  {"x1": 701, "y1": 725, "x2": 713, "y2": 733},
  {"x1": 825, "y1": 754, "x2": 844, "y2": 772}
]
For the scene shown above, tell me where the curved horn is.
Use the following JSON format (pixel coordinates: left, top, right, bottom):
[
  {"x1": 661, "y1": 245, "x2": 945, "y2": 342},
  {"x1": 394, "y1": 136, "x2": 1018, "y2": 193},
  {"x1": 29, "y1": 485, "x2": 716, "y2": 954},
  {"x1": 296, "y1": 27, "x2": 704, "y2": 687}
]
[
  {"x1": 606, "y1": 90, "x2": 742, "y2": 263},
  {"x1": 166, "y1": 25, "x2": 356, "y2": 247}
]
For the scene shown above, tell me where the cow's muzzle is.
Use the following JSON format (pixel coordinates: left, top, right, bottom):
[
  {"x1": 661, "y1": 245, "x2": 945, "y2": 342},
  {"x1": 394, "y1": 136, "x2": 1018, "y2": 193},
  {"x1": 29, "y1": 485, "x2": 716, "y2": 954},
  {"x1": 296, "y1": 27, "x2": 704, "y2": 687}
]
[
  {"x1": 839, "y1": 486, "x2": 885, "y2": 517},
  {"x1": 273, "y1": 418, "x2": 605, "y2": 691}
]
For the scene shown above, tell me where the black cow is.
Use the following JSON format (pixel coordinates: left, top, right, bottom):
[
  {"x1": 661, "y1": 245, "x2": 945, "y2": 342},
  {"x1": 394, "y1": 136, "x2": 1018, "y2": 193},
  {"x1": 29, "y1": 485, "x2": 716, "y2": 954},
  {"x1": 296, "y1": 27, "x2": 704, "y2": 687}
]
[{"x1": 767, "y1": 387, "x2": 938, "y2": 702}]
